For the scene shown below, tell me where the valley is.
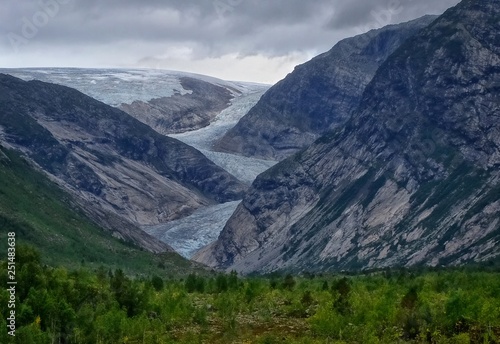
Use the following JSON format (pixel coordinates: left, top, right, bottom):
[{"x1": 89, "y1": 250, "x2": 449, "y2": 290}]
[
  {"x1": 0, "y1": 68, "x2": 275, "y2": 259},
  {"x1": 1, "y1": 0, "x2": 500, "y2": 342}
]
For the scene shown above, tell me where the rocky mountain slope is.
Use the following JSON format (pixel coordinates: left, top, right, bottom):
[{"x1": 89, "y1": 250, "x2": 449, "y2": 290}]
[
  {"x1": 0, "y1": 74, "x2": 247, "y2": 251},
  {"x1": 195, "y1": 0, "x2": 500, "y2": 273},
  {"x1": 0, "y1": 146, "x2": 166, "y2": 269},
  {"x1": 215, "y1": 16, "x2": 437, "y2": 161}
]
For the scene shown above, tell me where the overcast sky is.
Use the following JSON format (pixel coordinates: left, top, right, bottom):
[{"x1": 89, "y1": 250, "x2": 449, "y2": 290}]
[{"x1": 1, "y1": 0, "x2": 460, "y2": 84}]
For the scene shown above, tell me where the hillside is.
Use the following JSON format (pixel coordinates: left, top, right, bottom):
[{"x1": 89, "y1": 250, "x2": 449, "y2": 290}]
[
  {"x1": 195, "y1": 0, "x2": 500, "y2": 273},
  {"x1": 0, "y1": 146, "x2": 204, "y2": 276}
]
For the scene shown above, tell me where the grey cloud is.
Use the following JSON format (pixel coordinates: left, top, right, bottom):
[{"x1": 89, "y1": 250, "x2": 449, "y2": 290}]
[{"x1": 0, "y1": 0, "x2": 462, "y2": 82}]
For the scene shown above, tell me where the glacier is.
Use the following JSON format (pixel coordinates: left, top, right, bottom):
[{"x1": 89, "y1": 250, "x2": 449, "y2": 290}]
[
  {"x1": 0, "y1": 67, "x2": 263, "y2": 106},
  {"x1": 169, "y1": 87, "x2": 277, "y2": 184},
  {"x1": 0, "y1": 68, "x2": 277, "y2": 257},
  {"x1": 143, "y1": 201, "x2": 242, "y2": 258}
]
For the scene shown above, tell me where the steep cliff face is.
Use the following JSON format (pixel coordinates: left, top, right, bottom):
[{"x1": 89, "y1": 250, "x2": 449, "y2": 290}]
[
  {"x1": 214, "y1": 16, "x2": 437, "y2": 160},
  {"x1": 195, "y1": 0, "x2": 500, "y2": 273},
  {"x1": 0, "y1": 75, "x2": 247, "y2": 251},
  {"x1": 119, "y1": 77, "x2": 236, "y2": 135}
]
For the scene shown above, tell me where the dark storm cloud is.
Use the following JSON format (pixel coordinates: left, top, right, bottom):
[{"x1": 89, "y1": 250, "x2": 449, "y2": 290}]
[
  {"x1": 0, "y1": 0, "x2": 461, "y2": 82},
  {"x1": 327, "y1": 0, "x2": 459, "y2": 30}
]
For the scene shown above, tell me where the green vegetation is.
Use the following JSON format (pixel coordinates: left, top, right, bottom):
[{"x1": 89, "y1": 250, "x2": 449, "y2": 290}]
[
  {"x1": 0, "y1": 146, "x2": 202, "y2": 277},
  {"x1": 1, "y1": 246, "x2": 499, "y2": 343}
]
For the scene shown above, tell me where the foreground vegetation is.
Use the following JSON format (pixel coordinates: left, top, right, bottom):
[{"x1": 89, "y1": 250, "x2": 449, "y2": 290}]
[{"x1": 1, "y1": 246, "x2": 499, "y2": 343}]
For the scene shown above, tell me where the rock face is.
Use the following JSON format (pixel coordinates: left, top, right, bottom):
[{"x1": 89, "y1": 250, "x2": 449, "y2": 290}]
[
  {"x1": 119, "y1": 77, "x2": 236, "y2": 134},
  {"x1": 194, "y1": 0, "x2": 500, "y2": 273},
  {"x1": 215, "y1": 15, "x2": 437, "y2": 161},
  {"x1": 0, "y1": 75, "x2": 247, "y2": 251}
]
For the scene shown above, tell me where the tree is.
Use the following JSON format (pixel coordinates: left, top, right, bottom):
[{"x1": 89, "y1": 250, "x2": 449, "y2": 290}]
[
  {"x1": 332, "y1": 277, "x2": 351, "y2": 315},
  {"x1": 216, "y1": 274, "x2": 228, "y2": 293},
  {"x1": 151, "y1": 275, "x2": 164, "y2": 292},
  {"x1": 401, "y1": 286, "x2": 418, "y2": 310},
  {"x1": 301, "y1": 290, "x2": 314, "y2": 307},
  {"x1": 185, "y1": 274, "x2": 197, "y2": 293},
  {"x1": 228, "y1": 270, "x2": 239, "y2": 290},
  {"x1": 195, "y1": 276, "x2": 206, "y2": 293},
  {"x1": 283, "y1": 274, "x2": 296, "y2": 290},
  {"x1": 110, "y1": 269, "x2": 146, "y2": 317},
  {"x1": 322, "y1": 281, "x2": 329, "y2": 291}
]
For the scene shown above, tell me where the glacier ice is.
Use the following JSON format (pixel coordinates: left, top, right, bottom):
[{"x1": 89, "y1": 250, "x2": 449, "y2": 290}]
[{"x1": 143, "y1": 201, "x2": 241, "y2": 258}]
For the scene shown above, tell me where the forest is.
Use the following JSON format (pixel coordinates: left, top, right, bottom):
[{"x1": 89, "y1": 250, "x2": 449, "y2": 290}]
[{"x1": 0, "y1": 245, "x2": 499, "y2": 343}]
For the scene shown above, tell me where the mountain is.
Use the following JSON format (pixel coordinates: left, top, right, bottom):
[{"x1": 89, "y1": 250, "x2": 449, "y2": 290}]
[
  {"x1": 0, "y1": 68, "x2": 272, "y2": 183},
  {"x1": 0, "y1": 145, "x2": 208, "y2": 276},
  {"x1": 0, "y1": 74, "x2": 247, "y2": 251},
  {"x1": 214, "y1": 15, "x2": 437, "y2": 161},
  {"x1": 194, "y1": 0, "x2": 500, "y2": 273},
  {"x1": 0, "y1": 68, "x2": 275, "y2": 257}
]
